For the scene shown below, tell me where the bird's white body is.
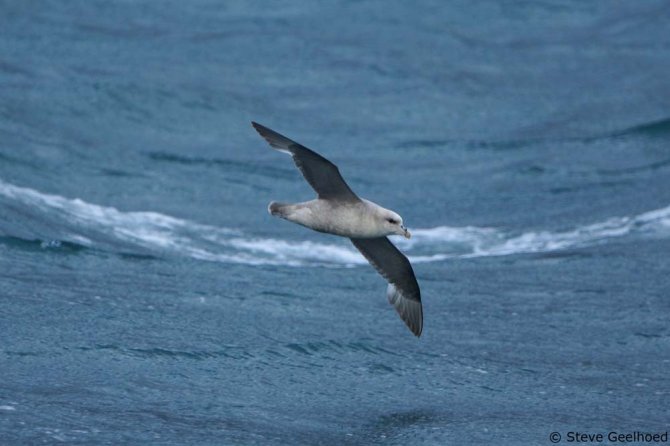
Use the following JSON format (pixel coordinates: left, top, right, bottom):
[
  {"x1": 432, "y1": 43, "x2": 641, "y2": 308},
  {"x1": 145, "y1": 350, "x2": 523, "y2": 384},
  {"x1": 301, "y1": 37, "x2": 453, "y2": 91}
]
[{"x1": 269, "y1": 199, "x2": 406, "y2": 239}]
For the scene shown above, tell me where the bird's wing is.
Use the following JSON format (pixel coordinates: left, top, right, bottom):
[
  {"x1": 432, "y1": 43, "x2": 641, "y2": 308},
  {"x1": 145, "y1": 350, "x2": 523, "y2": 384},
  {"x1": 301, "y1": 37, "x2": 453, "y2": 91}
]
[
  {"x1": 350, "y1": 237, "x2": 423, "y2": 336},
  {"x1": 252, "y1": 122, "x2": 359, "y2": 202}
]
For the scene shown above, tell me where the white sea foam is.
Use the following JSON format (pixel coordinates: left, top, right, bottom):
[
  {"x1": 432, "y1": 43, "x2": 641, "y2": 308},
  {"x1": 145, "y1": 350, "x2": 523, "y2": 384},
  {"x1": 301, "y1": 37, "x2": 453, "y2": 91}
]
[
  {"x1": 403, "y1": 205, "x2": 670, "y2": 259},
  {"x1": 1, "y1": 179, "x2": 669, "y2": 266},
  {"x1": 228, "y1": 238, "x2": 366, "y2": 265}
]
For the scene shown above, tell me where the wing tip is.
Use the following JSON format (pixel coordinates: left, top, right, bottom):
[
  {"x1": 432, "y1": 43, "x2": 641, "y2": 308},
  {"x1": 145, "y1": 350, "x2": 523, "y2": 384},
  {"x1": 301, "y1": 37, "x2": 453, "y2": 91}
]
[
  {"x1": 251, "y1": 121, "x2": 268, "y2": 137},
  {"x1": 411, "y1": 311, "x2": 423, "y2": 337},
  {"x1": 251, "y1": 121, "x2": 272, "y2": 138},
  {"x1": 251, "y1": 121, "x2": 294, "y2": 154},
  {"x1": 413, "y1": 320, "x2": 423, "y2": 337},
  {"x1": 387, "y1": 283, "x2": 423, "y2": 337}
]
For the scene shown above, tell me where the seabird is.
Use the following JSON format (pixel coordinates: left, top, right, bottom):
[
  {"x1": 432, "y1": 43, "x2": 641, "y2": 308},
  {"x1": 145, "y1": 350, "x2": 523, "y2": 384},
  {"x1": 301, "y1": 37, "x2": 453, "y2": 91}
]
[{"x1": 252, "y1": 122, "x2": 423, "y2": 337}]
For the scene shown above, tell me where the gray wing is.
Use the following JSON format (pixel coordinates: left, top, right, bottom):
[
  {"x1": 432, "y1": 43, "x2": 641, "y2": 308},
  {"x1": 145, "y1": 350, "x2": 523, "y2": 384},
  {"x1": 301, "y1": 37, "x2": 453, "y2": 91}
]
[
  {"x1": 350, "y1": 237, "x2": 423, "y2": 337},
  {"x1": 252, "y1": 122, "x2": 359, "y2": 202}
]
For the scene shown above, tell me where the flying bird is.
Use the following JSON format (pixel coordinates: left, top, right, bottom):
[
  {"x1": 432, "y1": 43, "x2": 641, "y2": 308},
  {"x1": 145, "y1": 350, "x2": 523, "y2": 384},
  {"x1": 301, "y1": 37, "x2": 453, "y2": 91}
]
[{"x1": 252, "y1": 122, "x2": 423, "y2": 337}]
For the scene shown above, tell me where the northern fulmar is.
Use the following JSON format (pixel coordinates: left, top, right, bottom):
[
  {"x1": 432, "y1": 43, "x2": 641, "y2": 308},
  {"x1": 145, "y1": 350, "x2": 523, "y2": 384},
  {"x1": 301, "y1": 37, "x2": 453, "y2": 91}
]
[{"x1": 252, "y1": 122, "x2": 423, "y2": 337}]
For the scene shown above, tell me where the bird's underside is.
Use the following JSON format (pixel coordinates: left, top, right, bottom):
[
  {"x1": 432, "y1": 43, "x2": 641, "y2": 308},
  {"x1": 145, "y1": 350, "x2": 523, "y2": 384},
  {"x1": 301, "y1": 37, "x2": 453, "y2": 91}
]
[{"x1": 252, "y1": 121, "x2": 423, "y2": 337}]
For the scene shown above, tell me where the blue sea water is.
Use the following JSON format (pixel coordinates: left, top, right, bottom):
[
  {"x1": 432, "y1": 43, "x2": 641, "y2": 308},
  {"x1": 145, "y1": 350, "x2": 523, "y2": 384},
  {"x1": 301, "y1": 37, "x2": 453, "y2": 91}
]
[{"x1": 1, "y1": 1, "x2": 670, "y2": 444}]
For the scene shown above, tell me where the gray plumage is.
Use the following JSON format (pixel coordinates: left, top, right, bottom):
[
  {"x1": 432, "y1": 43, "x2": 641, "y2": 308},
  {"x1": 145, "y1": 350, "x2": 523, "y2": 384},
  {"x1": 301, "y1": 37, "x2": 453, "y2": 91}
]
[
  {"x1": 252, "y1": 121, "x2": 423, "y2": 337},
  {"x1": 350, "y1": 237, "x2": 423, "y2": 336}
]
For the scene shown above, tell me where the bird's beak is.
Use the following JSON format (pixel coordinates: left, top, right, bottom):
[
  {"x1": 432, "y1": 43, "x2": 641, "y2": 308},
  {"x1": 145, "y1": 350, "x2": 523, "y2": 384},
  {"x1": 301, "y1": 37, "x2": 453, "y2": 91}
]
[{"x1": 402, "y1": 226, "x2": 411, "y2": 239}]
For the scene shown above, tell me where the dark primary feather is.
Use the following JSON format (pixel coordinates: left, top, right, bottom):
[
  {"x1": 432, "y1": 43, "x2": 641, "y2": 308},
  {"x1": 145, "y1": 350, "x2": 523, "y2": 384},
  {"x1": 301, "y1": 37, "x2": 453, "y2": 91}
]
[
  {"x1": 251, "y1": 122, "x2": 359, "y2": 202},
  {"x1": 350, "y1": 237, "x2": 423, "y2": 336}
]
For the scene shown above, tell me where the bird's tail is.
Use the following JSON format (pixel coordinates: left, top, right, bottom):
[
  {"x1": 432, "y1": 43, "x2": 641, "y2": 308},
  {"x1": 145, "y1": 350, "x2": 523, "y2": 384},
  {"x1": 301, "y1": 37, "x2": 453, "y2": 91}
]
[{"x1": 268, "y1": 201, "x2": 289, "y2": 218}]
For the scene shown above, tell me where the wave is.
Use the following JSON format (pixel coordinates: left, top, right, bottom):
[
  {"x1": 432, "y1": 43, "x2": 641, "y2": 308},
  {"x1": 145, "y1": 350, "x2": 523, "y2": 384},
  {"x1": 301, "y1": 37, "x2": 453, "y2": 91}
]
[
  {"x1": 616, "y1": 116, "x2": 670, "y2": 138},
  {"x1": 403, "y1": 205, "x2": 670, "y2": 259},
  {"x1": 147, "y1": 151, "x2": 293, "y2": 179},
  {"x1": 1, "y1": 179, "x2": 669, "y2": 266},
  {"x1": 395, "y1": 116, "x2": 670, "y2": 151}
]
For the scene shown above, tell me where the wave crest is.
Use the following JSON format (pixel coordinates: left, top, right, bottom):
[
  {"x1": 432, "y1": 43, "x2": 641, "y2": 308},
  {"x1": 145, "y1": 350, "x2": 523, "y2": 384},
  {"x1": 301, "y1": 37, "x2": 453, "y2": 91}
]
[{"x1": 1, "y1": 179, "x2": 668, "y2": 266}]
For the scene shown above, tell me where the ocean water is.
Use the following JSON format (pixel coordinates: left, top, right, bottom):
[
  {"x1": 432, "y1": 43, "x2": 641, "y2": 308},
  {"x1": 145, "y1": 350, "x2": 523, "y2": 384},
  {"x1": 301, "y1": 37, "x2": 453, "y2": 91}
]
[{"x1": 1, "y1": 1, "x2": 670, "y2": 444}]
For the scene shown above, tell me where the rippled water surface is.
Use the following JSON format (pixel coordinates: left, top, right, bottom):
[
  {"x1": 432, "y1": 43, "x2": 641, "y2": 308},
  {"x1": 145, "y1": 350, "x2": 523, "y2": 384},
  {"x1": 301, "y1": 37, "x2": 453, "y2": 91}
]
[{"x1": 1, "y1": 1, "x2": 670, "y2": 444}]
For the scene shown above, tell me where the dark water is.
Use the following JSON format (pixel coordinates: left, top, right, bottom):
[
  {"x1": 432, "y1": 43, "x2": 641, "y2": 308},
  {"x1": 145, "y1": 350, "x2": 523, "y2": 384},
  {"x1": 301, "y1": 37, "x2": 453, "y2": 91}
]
[{"x1": 2, "y1": 1, "x2": 670, "y2": 444}]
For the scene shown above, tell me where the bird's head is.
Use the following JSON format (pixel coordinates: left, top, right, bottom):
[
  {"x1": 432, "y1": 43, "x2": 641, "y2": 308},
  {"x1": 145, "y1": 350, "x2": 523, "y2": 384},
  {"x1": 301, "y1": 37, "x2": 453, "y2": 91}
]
[{"x1": 380, "y1": 209, "x2": 411, "y2": 239}]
